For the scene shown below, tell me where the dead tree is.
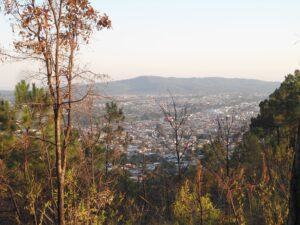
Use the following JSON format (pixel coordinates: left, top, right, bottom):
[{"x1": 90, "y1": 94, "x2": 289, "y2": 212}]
[
  {"x1": 158, "y1": 94, "x2": 193, "y2": 179},
  {"x1": 216, "y1": 115, "x2": 235, "y2": 177}
]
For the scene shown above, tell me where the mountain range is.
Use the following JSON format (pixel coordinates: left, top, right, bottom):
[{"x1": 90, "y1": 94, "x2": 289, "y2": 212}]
[
  {"x1": 0, "y1": 76, "x2": 280, "y2": 99},
  {"x1": 95, "y1": 76, "x2": 280, "y2": 96}
]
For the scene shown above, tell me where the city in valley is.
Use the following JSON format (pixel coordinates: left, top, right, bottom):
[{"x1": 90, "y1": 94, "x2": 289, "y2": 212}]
[{"x1": 97, "y1": 92, "x2": 265, "y2": 181}]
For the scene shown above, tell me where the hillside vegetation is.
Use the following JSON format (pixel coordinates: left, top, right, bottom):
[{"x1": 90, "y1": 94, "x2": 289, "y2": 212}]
[{"x1": 0, "y1": 71, "x2": 299, "y2": 224}]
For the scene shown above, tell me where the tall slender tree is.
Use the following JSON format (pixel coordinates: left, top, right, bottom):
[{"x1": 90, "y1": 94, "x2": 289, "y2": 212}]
[
  {"x1": 1, "y1": 1, "x2": 111, "y2": 224},
  {"x1": 158, "y1": 95, "x2": 193, "y2": 179},
  {"x1": 103, "y1": 101, "x2": 125, "y2": 180}
]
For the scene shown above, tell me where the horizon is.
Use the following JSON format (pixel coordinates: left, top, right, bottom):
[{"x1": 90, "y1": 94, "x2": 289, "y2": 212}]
[
  {"x1": 108, "y1": 74, "x2": 282, "y2": 83},
  {"x1": 0, "y1": 75, "x2": 282, "y2": 91},
  {"x1": 0, "y1": 70, "x2": 290, "y2": 90},
  {"x1": 1, "y1": 1, "x2": 300, "y2": 89}
]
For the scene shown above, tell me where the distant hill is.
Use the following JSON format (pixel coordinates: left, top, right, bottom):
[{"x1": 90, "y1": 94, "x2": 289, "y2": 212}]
[
  {"x1": 95, "y1": 76, "x2": 280, "y2": 96},
  {"x1": 0, "y1": 76, "x2": 280, "y2": 99}
]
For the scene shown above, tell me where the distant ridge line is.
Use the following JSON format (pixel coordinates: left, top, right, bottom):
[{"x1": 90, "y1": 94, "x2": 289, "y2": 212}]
[
  {"x1": 95, "y1": 76, "x2": 280, "y2": 96},
  {"x1": 0, "y1": 76, "x2": 281, "y2": 98}
]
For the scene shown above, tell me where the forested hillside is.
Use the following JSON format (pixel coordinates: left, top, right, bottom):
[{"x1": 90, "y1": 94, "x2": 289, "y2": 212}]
[{"x1": 0, "y1": 71, "x2": 299, "y2": 224}]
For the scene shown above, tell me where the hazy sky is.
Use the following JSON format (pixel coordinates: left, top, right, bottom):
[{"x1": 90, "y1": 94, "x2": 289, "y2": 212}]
[{"x1": 1, "y1": 0, "x2": 300, "y2": 89}]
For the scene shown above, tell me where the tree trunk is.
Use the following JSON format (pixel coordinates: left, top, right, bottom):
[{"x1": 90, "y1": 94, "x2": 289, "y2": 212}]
[
  {"x1": 105, "y1": 143, "x2": 109, "y2": 181},
  {"x1": 54, "y1": 106, "x2": 65, "y2": 225},
  {"x1": 288, "y1": 124, "x2": 300, "y2": 225},
  {"x1": 226, "y1": 142, "x2": 230, "y2": 177},
  {"x1": 175, "y1": 129, "x2": 181, "y2": 179},
  {"x1": 58, "y1": 173, "x2": 65, "y2": 225},
  {"x1": 177, "y1": 152, "x2": 181, "y2": 179}
]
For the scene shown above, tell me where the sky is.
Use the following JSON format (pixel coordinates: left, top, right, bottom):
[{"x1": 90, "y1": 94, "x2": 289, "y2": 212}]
[{"x1": 1, "y1": 0, "x2": 300, "y2": 89}]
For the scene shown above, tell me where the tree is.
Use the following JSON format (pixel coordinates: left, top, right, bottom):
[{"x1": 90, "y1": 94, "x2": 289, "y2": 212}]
[
  {"x1": 0, "y1": 99, "x2": 15, "y2": 132},
  {"x1": 103, "y1": 101, "x2": 125, "y2": 180},
  {"x1": 201, "y1": 115, "x2": 248, "y2": 224},
  {"x1": 173, "y1": 179, "x2": 221, "y2": 225},
  {"x1": 215, "y1": 115, "x2": 242, "y2": 177},
  {"x1": 1, "y1": 1, "x2": 111, "y2": 224},
  {"x1": 249, "y1": 70, "x2": 300, "y2": 225},
  {"x1": 0, "y1": 81, "x2": 54, "y2": 224},
  {"x1": 158, "y1": 95, "x2": 193, "y2": 179}
]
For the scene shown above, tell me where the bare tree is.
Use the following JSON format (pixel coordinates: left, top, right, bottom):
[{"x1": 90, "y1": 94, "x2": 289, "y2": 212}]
[
  {"x1": 216, "y1": 115, "x2": 236, "y2": 177},
  {"x1": 158, "y1": 94, "x2": 194, "y2": 179},
  {"x1": 0, "y1": 1, "x2": 111, "y2": 224},
  {"x1": 74, "y1": 96, "x2": 103, "y2": 187},
  {"x1": 204, "y1": 114, "x2": 247, "y2": 223},
  {"x1": 206, "y1": 115, "x2": 245, "y2": 177}
]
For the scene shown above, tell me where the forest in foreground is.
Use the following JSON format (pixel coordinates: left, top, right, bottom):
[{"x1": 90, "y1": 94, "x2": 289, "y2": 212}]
[
  {"x1": 0, "y1": 1, "x2": 300, "y2": 225},
  {"x1": 1, "y1": 70, "x2": 299, "y2": 225}
]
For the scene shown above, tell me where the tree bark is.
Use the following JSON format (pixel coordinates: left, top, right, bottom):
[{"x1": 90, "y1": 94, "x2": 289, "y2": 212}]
[{"x1": 54, "y1": 105, "x2": 65, "y2": 225}]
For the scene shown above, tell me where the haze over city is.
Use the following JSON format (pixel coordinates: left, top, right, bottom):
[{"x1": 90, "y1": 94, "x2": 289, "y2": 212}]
[{"x1": 1, "y1": 0, "x2": 300, "y2": 89}]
